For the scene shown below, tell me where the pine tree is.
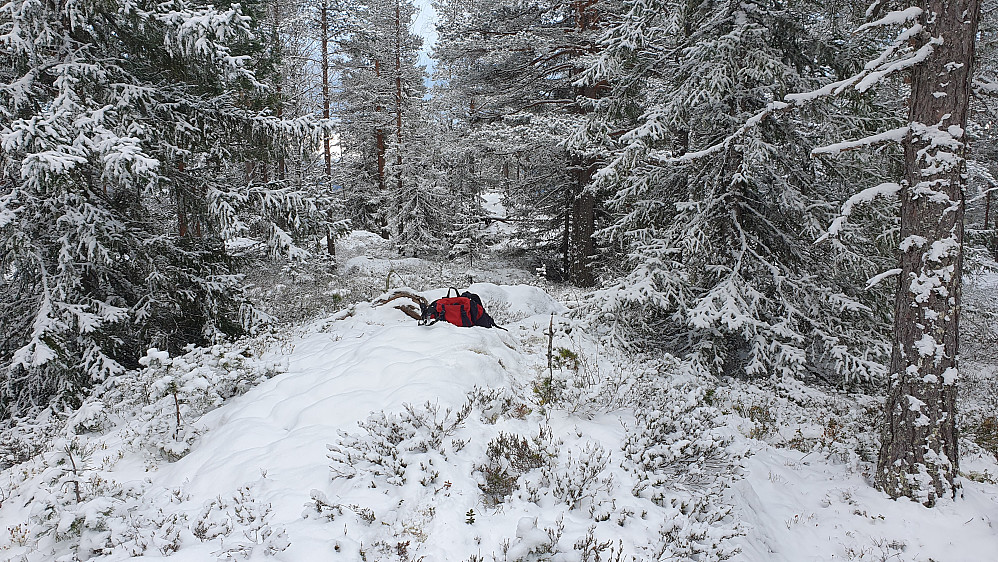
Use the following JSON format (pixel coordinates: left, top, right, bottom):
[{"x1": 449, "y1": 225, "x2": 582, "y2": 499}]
[
  {"x1": 330, "y1": 0, "x2": 432, "y2": 253},
  {"x1": 875, "y1": 0, "x2": 982, "y2": 506}
]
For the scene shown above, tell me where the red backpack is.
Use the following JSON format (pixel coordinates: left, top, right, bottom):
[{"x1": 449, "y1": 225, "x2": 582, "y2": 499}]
[{"x1": 420, "y1": 288, "x2": 496, "y2": 328}]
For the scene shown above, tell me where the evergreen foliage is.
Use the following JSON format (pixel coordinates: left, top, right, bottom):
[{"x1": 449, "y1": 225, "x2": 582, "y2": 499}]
[
  {"x1": 968, "y1": 0, "x2": 998, "y2": 259},
  {"x1": 432, "y1": 0, "x2": 605, "y2": 282},
  {"x1": 579, "y1": 0, "x2": 897, "y2": 382},
  {"x1": 0, "y1": 0, "x2": 994, "y2": 515},
  {"x1": 0, "y1": 0, "x2": 321, "y2": 416},
  {"x1": 328, "y1": 0, "x2": 436, "y2": 253}
]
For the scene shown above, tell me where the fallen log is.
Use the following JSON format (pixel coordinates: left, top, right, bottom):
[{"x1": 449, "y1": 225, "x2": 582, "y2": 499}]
[{"x1": 373, "y1": 289, "x2": 429, "y2": 321}]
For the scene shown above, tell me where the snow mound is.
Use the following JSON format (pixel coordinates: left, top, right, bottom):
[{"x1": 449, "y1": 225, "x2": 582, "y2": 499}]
[
  {"x1": 418, "y1": 282, "x2": 566, "y2": 324},
  {"x1": 0, "y1": 284, "x2": 567, "y2": 561},
  {"x1": 154, "y1": 299, "x2": 521, "y2": 521},
  {"x1": 2, "y1": 282, "x2": 998, "y2": 561},
  {"x1": 336, "y1": 230, "x2": 390, "y2": 257}
]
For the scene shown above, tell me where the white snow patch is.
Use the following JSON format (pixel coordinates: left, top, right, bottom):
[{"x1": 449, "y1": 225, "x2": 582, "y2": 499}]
[{"x1": 914, "y1": 333, "x2": 942, "y2": 358}]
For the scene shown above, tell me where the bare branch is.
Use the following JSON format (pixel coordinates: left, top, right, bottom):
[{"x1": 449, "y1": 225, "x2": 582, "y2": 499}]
[
  {"x1": 394, "y1": 304, "x2": 421, "y2": 320},
  {"x1": 373, "y1": 289, "x2": 429, "y2": 309}
]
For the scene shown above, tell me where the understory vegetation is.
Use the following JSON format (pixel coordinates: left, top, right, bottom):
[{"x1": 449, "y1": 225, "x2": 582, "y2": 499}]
[
  {"x1": 0, "y1": 236, "x2": 995, "y2": 559},
  {"x1": 2, "y1": 0, "x2": 998, "y2": 558}
]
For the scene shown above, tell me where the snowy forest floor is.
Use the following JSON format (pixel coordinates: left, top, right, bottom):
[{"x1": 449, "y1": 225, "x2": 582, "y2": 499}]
[{"x1": 1, "y1": 232, "x2": 997, "y2": 562}]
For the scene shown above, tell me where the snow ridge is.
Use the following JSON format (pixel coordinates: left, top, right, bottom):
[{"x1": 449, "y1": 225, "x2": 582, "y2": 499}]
[{"x1": 1, "y1": 283, "x2": 997, "y2": 561}]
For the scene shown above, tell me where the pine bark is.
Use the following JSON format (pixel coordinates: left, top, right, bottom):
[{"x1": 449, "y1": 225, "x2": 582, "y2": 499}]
[
  {"x1": 394, "y1": 0, "x2": 404, "y2": 195},
  {"x1": 375, "y1": 59, "x2": 387, "y2": 193},
  {"x1": 274, "y1": 1, "x2": 286, "y2": 180},
  {"x1": 568, "y1": 156, "x2": 597, "y2": 287},
  {"x1": 875, "y1": 0, "x2": 980, "y2": 506},
  {"x1": 565, "y1": 0, "x2": 600, "y2": 287},
  {"x1": 321, "y1": 2, "x2": 331, "y2": 177},
  {"x1": 177, "y1": 159, "x2": 188, "y2": 237},
  {"x1": 321, "y1": 1, "x2": 334, "y2": 254},
  {"x1": 986, "y1": 187, "x2": 995, "y2": 257}
]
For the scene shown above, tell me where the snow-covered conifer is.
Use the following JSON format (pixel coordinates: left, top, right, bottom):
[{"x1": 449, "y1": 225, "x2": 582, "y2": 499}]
[
  {"x1": 432, "y1": 0, "x2": 607, "y2": 283},
  {"x1": 580, "y1": 0, "x2": 896, "y2": 382},
  {"x1": 329, "y1": 0, "x2": 436, "y2": 254},
  {"x1": 0, "y1": 0, "x2": 321, "y2": 416}
]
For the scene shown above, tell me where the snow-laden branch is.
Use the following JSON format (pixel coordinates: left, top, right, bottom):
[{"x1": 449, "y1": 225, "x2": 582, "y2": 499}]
[
  {"x1": 855, "y1": 35, "x2": 938, "y2": 92},
  {"x1": 655, "y1": 101, "x2": 789, "y2": 164},
  {"x1": 973, "y1": 78, "x2": 998, "y2": 96},
  {"x1": 816, "y1": 182, "x2": 902, "y2": 243},
  {"x1": 855, "y1": 7, "x2": 922, "y2": 33},
  {"x1": 0, "y1": 192, "x2": 18, "y2": 230},
  {"x1": 655, "y1": 12, "x2": 931, "y2": 166},
  {"x1": 811, "y1": 127, "x2": 909, "y2": 156},
  {"x1": 866, "y1": 268, "x2": 902, "y2": 289}
]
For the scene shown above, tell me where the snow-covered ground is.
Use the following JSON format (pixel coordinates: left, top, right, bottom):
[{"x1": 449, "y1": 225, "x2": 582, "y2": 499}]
[{"x1": 2, "y1": 244, "x2": 998, "y2": 561}]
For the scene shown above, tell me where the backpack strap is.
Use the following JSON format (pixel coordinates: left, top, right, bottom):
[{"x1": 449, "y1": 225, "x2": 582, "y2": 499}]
[
  {"x1": 461, "y1": 291, "x2": 484, "y2": 323},
  {"x1": 419, "y1": 299, "x2": 439, "y2": 326},
  {"x1": 446, "y1": 287, "x2": 460, "y2": 298},
  {"x1": 460, "y1": 302, "x2": 472, "y2": 327}
]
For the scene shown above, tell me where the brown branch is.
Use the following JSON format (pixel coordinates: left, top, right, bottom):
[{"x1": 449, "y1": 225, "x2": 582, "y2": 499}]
[
  {"x1": 395, "y1": 304, "x2": 422, "y2": 320},
  {"x1": 373, "y1": 290, "x2": 429, "y2": 309},
  {"x1": 470, "y1": 214, "x2": 533, "y2": 224},
  {"x1": 516, "y1": 99, "x2": 577, "y2": 111},
  {"x1": 529, "y1": 47, "x2": 587, "y2": 67}
]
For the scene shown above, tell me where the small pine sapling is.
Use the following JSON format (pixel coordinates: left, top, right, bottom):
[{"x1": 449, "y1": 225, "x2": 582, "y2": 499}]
[{"x1": 62, "y1": 441, "x2": 86, "y2": 503}]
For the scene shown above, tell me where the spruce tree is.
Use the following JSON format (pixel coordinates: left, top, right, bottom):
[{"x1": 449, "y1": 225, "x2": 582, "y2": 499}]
[
  {"x1": 0, "y1": 0, "x2": 320, "y2": 416},
  {"x1": 579, "y1": 0, "x2": 895, "y2": 381}
]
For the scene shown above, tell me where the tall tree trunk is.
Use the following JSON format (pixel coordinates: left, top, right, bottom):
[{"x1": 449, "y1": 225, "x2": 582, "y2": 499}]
[
  {"x1": 177, "y1": 159, "x2": 188, "y2": 237},
  {"x1": 376, "y1": 126, "x2": 387, "y2": 191},
  {"x1": 875, "y1": 0, "x2": 980, "y2": 507},
  {"x1": 321, "y1": 2, "x2": 331, "y2": 177},
  {"x1": 321, "y1": 1, "x2": 335, "y2": 254},
  {"x1": 274, "y1": 1, "x2": 286, "y2": 180},
  {"x1": 393, "y1": 0, "x2": 405, "y2": 237},
  {"x1": 375, "y1": 59, "x2": 387, "y2": 193},
  {"x1": 568, "y1": 156, "x2": 597, "y2": 287},
  {"x1": 985, "y1": 187, "x2": 992, "y2": 234},
  {"x1": 276, "y1": 83, "x2": 286, "y2": 180},
  {"x1": 327, "y1": 225, "x2": 336, "y2": 256},
  {"x1": 394, "y1": 0, "x2": 404, "y2": 195},
  {"x1": 564, "y1": 0, "x2": 600, "y2": 287},
  {"x1": 562, "y1": 180, "x2": 572, "y2": 278},
  {"x1": 986, "y1": 181, "x2": 996, "y2": 257}
]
